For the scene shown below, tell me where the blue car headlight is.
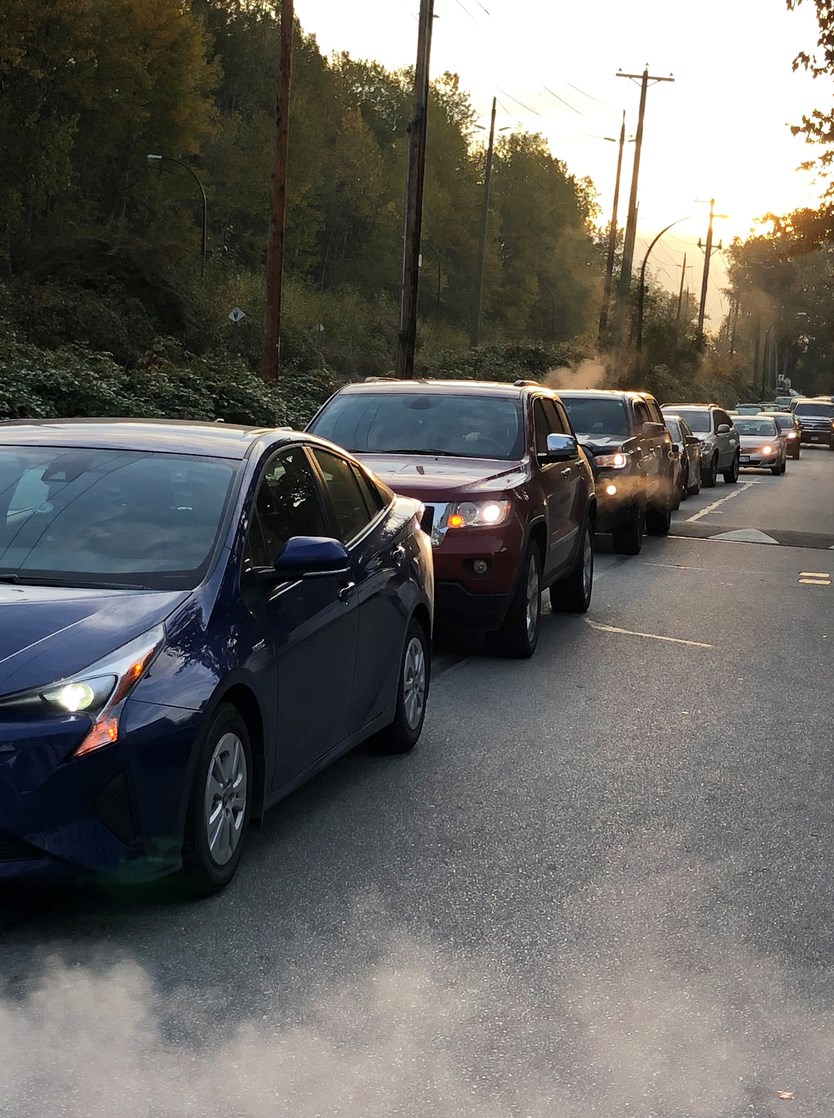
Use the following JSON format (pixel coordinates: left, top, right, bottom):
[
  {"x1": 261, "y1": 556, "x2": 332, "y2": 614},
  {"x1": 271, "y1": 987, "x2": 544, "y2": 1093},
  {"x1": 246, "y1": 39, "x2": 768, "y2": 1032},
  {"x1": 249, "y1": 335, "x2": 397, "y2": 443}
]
[{"x1": 0, "y1": 625, "x2": 165, "y2": 758}]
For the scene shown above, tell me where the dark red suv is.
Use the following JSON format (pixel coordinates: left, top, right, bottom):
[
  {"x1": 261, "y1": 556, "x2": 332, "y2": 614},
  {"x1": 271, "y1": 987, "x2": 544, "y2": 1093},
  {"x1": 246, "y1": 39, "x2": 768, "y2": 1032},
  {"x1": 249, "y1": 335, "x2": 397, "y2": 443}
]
[{"x1": 307, "y1": 379, "x2": 596, "y2": 658}]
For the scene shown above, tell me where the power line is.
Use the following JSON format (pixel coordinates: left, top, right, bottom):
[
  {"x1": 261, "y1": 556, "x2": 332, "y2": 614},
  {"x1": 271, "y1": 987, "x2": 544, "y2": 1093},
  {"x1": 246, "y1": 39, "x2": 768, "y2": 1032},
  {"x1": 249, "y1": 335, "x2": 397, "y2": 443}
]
[
  {"x1": 497, "y1": 88, "x2": 541, "y2": 115},
  {"x1": 540, "y1": 85, "x2": 582, "y2": 115},
  {"x1": 451, "y1": 0, "x2": 477, "y2": 20},
  {"x1": 566, "y1": 82, "x2": 612, "y2": 107}
]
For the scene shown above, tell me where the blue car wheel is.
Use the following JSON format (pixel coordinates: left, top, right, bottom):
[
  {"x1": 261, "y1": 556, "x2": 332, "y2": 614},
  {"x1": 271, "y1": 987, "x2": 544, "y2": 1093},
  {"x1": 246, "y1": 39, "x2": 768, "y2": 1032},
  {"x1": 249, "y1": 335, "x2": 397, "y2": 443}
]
[
  {"x1": 374, "y1": 618, "x2": 430, "y2": 755},
  {"x1": 181, "y1": 702, "x2": 253, "y2": 894}
]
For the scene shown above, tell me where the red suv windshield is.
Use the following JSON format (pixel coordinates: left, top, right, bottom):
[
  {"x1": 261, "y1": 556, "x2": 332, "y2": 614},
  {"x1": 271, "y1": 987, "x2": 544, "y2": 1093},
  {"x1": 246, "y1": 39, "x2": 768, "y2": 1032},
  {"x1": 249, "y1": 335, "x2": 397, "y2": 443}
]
[{"x1": 311, "y1": 391, "x2": 525, "y2": 460}]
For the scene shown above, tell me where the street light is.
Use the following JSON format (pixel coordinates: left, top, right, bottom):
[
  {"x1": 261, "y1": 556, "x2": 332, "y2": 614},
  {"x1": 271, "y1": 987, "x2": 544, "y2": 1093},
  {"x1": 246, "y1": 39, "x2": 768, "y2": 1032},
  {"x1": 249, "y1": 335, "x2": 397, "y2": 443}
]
[
  {"x1": 147, "y1": 154, "x2": 207, "y2": 281},
  {"x1": 635, "y1": 217, "x2": 691, "y2": 356}
]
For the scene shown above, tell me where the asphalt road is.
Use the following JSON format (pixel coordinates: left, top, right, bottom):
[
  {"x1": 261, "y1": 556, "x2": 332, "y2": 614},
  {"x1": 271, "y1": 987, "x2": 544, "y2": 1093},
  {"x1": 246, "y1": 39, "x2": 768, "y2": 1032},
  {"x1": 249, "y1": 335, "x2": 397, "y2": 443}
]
[{"x1": 2, "y1": 447, "x2": 834, "y2": 1117}]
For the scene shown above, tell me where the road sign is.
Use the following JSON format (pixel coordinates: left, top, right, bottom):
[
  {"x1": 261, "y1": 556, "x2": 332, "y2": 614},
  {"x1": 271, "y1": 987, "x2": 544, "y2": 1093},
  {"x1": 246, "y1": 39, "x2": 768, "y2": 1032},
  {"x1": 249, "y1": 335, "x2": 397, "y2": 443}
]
[{"x1": 228, "y1": 307, "x2": 246, "y2": 324}]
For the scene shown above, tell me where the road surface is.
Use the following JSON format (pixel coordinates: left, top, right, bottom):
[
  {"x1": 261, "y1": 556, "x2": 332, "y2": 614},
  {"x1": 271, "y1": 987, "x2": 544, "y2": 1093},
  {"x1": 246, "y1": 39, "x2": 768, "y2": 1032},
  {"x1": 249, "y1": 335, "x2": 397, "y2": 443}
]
[{"x1": 2, "y1": 448, "x2": 834, "y2": 1117}]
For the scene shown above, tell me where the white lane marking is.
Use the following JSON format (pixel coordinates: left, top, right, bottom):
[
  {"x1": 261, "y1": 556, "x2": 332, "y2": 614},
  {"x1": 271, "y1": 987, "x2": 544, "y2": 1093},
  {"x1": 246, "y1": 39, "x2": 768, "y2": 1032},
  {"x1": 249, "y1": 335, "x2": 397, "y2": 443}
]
[
  {"x1": 800, "y1": 571, "x2": 830, "y2": 578},
  {"x1": 642, "y1": 562, "x2": 714, "y2": 572},
  {"x1": 586, "y1": 620, "x2": 714, "y2": 649},
  {"x1": 799, "y1": 578, "x2": 831, "y2": 586},
  {"x1": 686, "y1": 479, "x2": 758, "y2": 523}
]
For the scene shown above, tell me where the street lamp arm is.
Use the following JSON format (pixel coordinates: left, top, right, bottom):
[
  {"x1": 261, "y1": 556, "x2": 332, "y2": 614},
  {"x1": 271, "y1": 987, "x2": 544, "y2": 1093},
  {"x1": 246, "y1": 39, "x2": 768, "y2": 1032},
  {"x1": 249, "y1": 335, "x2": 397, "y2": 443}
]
[
  {"x1": 635, "y1": 217, "x2": 691, "y2": 355},
  {"x1": 147, "y1": 154, "x2": 207, "y2": 280}
]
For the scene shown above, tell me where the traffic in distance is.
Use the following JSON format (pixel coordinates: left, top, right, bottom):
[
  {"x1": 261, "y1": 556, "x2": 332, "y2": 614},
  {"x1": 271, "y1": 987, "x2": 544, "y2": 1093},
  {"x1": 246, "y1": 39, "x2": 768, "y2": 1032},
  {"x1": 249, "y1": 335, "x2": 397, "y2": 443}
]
[{"x1": 1, "y1": 381, "x2": 832, "y2": 891}]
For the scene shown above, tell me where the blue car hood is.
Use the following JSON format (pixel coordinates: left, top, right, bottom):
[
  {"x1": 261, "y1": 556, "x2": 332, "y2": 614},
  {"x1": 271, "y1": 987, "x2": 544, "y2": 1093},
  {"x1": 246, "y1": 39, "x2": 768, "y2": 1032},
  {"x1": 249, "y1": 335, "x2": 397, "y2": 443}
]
[{"x1": 0, "y1": 585, "x2": 190, "y2": 698}]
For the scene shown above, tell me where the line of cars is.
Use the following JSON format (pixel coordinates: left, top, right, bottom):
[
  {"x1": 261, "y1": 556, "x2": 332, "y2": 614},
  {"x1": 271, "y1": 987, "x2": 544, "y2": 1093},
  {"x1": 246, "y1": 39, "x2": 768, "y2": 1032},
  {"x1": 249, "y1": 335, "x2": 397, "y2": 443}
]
[{"x1": 0, "y1": 377, "x2": 823, "y2": 894}]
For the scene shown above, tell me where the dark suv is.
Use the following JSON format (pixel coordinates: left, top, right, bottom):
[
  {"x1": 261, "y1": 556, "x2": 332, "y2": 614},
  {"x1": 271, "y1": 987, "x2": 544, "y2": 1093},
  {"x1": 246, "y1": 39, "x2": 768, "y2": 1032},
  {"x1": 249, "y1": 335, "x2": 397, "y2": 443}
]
[
  {"x1": 557, "y1": 389, "x2": 675, "y2": 555},
  {"x1": 791, "y1": 398, "x2": 834, "y2": 448},
  {"x1": 307, "y1": 379, "x2": 596, "y2": 658}
]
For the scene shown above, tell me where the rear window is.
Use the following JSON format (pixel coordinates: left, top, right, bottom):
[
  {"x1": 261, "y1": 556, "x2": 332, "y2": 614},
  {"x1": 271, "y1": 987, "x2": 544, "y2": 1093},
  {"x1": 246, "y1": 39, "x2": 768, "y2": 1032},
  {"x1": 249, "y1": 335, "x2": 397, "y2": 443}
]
[
  {"x1": 560, "y1": 397, "x2": 629, "y2": 438},
  {"x1": 309, "y1": 392, "x2": 525, "y2": 461}
]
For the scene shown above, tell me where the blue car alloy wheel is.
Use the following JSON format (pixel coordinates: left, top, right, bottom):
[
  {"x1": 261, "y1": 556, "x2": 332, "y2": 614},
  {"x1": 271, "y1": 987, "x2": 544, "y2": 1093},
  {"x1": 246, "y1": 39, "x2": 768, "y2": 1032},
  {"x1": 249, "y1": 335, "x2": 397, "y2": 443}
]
[{"x1": 0, "y1": 420, "x2": 434, "y2": 893}]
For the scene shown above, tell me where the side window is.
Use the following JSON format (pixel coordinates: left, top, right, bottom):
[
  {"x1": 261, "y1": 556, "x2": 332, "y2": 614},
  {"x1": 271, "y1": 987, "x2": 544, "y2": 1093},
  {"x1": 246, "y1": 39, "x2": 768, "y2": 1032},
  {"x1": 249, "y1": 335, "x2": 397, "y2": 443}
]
[
  {"x1": 633, "y1": 400, "x2": 651, "y2": 431},
  {"x1": 533, "y1": 400, "x2": 552, "y2": 455},
  {"x1": 309, "y1": 448, "x2": 374, "y2": 544},
  {"x1": 249, "y1": 447, "x2": 329, "y2": 567},
  {"x1": 541, "y1": 398, "x2": 566, "y2": 435},
  {"x1": 352, "y1": 463, "x2": 390, "y2": 516},
  {"x1": 645, "y1": 397, "x2": 664, "y2": 424},
  {"x1": 554, "y1": 400, "x2": 573, "y2": 435},
  {"x1": 716, "y1": 410, "x2": 732, "y2": 429}
]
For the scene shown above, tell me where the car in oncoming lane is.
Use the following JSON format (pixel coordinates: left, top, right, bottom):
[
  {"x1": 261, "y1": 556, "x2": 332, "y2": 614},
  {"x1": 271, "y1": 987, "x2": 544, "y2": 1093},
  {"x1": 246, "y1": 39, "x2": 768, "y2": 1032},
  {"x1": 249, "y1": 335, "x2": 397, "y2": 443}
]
[
  {"x1": 307, "y1": 379, "x2": 597, "y2": 659},
  {"x1": 791, "y1": 398, "x2": 834, "y2": 448},
  {"x1": 0, "y1": 420, "x2": 433, "y2": 892},
  {"x1": 730, "y1": 414, "x2": 787, "y2": 475}
]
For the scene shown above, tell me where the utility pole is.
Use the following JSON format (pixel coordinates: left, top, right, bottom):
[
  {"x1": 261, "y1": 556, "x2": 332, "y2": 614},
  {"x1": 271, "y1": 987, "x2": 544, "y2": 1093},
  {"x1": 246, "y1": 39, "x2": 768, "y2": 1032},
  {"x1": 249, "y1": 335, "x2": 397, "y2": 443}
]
[
  {"x1": 396, "y1": 0, "x2": 435, "y2": 377},
  {"x1": 612, "y1": 67, "x2": 674, "y2": 364},
  {"x1": 262, "y1": 0, "x2": 294, "y2": 381},
  {"x1": 598, "y1": 112, "x2": 627, "y2": 339},
  {"x1": 470, "y1": 96, "x2": 497, "y2": 350},
  {"x1": 697, "y1": 198, "x2": 726, "y2": 340},
  {"x1": 676, "y1": 252, "x2": 687, "y2": 322}
]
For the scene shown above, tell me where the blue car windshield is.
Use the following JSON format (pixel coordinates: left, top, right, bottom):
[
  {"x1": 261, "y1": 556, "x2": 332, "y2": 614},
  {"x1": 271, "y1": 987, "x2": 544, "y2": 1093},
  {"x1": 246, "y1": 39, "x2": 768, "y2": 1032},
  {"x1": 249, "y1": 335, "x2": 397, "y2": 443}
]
[
  {"x1": 0, "y1": 447, "x2": 239, "y2": 590},
  {"x1": 310, "y1": 392, "x2": 524, "y2": 460}
]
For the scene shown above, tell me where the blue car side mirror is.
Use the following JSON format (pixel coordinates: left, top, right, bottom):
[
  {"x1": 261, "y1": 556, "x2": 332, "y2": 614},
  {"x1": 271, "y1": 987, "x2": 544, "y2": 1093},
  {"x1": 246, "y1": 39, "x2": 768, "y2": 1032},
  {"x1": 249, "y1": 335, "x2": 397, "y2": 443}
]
[{"x1": 272, "y1": 536, "x2": 350, "y2": 579}]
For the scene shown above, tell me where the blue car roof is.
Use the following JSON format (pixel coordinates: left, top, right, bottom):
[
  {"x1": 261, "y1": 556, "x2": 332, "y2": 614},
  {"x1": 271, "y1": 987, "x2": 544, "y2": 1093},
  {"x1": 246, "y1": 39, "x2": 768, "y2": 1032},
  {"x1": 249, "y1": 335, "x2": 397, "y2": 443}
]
[{"x1": 0, "y1": 418, "x2": 301, "y2": 459}]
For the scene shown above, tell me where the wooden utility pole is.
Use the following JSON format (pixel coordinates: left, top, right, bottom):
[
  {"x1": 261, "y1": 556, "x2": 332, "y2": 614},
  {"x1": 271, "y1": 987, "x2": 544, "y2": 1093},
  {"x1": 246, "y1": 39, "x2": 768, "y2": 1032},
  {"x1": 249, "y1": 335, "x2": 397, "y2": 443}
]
[
  {"x1": 262, "y1": 0, "x2": 294, "y2": 382},
  {"x1": 697, "y1": 197, "x2": 725, "y2": 340},
  {"x1": 470, "y1": 96, "x2": 497, "y2": 350},
  {"x1": 598, "y1": 112, "x2": 627, "y2": 339},
  {"x1": 613, "y1": 67, "x2": 674, "y2": 364},
  {"x1": 396, "y1": 0, "x2": 435, "y2": 377}
]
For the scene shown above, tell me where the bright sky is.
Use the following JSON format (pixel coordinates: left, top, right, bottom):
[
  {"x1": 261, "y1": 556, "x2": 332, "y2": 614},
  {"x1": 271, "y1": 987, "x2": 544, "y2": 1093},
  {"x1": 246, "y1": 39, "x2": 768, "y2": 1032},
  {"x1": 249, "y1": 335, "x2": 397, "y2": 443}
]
[{"x1": 294, "y1": 0, "x2": 830, "y2": 332}]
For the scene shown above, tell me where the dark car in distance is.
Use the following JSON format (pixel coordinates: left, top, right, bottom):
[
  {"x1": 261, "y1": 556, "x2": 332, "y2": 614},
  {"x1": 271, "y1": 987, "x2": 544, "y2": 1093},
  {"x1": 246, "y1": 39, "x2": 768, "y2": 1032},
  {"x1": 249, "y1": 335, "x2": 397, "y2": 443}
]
[
  {"x1": 307, "y1": 379, "x2": 596, "y2": 659},
  {"x1": 791, "y1": 399, "x2": 834, "y2": 448},
  {"x1": 557, "y1": 389, "x2": 675, "y2": 555},
  {"x1": 0, "y1": 420, "x2": 434, "y2": 892}
]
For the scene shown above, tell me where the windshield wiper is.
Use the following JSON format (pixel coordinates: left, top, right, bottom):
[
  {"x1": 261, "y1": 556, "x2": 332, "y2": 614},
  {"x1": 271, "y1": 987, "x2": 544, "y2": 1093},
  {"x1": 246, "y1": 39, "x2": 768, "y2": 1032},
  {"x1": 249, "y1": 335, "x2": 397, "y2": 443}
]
[
  {"x1": 379, "y1": 448, "x2": 462, "y2": 457},
  {"x1": 0, "y1": 573, "x2": 147, "y2": 590}
]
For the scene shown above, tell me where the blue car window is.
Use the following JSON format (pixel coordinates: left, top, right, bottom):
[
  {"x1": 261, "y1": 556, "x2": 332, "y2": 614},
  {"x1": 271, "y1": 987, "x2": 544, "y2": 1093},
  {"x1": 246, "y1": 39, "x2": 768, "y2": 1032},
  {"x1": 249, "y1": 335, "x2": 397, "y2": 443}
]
[
  {"x1": 252, "y1": 447, "x2": 329, "y2": 565},
  {"x1": 309, "y1": 448, "x2": 374, "y2": 544}
]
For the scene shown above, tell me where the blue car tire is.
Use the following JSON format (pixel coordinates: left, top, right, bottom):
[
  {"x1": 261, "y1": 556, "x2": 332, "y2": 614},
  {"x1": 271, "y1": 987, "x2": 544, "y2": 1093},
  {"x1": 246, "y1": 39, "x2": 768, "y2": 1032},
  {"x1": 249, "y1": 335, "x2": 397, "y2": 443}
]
[
  {"x1": 181, "y1": 702, "x2": 254, "y2": 895},
  {"x1": 375, "y1": 617, "x2": 430, "y2": 754}
]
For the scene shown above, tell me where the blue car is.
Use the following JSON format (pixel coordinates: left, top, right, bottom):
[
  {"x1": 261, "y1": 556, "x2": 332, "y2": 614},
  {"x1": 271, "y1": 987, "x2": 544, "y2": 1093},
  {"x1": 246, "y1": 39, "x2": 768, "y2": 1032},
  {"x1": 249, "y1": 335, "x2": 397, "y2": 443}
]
[{"x1": 0, "y1": 420, "x2": 433, "y2": 892}]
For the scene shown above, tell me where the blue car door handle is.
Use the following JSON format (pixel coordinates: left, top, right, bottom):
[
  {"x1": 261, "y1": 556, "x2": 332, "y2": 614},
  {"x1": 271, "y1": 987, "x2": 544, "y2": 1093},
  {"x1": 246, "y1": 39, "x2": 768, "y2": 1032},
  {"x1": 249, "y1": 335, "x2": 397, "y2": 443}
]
[{"x1": 338, "y1": 581, "x2": 356, "y2": 603}]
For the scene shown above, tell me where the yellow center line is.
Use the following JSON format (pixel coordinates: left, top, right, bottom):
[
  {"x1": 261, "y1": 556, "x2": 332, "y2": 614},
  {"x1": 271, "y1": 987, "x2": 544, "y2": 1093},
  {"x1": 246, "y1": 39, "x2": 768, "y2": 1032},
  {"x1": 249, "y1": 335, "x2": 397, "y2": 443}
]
[
  {"x1": 799, "y1": 578, "x2": 831, "y2": 586},
  {"x1": 799, "y1": 572, "x2": 830, "y2": 578}
]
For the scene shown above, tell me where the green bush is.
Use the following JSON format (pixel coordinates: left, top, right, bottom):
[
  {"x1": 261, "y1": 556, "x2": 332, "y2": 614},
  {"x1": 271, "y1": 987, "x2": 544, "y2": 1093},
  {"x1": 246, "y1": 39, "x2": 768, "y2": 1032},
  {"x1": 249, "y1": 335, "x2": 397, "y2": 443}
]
[{"x1": 0, "y1": 331, "x2": 344, "y2": 429}]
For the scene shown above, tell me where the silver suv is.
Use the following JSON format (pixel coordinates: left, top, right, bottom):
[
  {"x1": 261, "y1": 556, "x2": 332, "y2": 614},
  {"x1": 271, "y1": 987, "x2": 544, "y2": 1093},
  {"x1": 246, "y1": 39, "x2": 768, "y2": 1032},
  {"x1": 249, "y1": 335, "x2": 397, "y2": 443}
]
[{"x1": 660, "y1": 404, "x2": 740, "y2": 487}]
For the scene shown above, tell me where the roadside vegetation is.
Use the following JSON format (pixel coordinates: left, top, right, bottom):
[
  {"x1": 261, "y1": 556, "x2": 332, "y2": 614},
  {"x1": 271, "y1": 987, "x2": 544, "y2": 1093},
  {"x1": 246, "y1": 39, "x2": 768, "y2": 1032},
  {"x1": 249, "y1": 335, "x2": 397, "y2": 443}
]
[{"x1": 0, "y1": 0, "x2": 832, "y2": 423}]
